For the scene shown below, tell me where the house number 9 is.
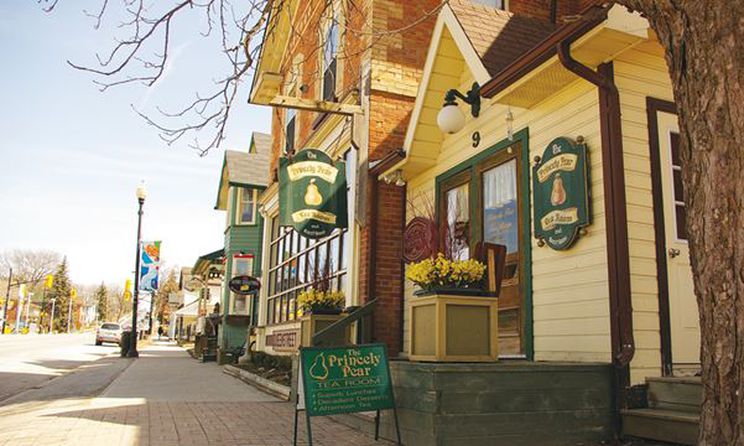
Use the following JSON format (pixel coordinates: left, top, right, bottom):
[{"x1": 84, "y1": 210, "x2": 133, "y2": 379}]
[{"x1": 472, "y1": 131, "x2": 481, "y2": 148}]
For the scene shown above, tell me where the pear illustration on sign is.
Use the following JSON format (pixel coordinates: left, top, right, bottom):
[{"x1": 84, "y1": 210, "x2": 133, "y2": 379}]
[
  {"x1": 551, "y1": 174, "x2": 567, "y2": 206},
  {"x1": 309, "y1": 352, "x2": 329, "y2": 380},
  {"x1": 533, "y1": 137, "x2": 590, "y2": 250},
  {"x1": 305, "y1": 179, "x2": 323, "y2": 206},
  {"x1": 279, "y1": 148, "x2": 348, "y2": 239}
]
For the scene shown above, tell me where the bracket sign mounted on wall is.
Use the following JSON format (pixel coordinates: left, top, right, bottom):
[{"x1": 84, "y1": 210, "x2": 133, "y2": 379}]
[{"x1": 532, "y1": 136, "x2": 591, "y2": 250}]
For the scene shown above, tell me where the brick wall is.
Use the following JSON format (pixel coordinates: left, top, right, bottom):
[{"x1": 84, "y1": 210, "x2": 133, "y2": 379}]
[
  {"x1": 361, "y1": 0, "x2": 438, "y2": 354},
  {"x1": 509, "y1": 0, "x2": 600, "y2": 22}
]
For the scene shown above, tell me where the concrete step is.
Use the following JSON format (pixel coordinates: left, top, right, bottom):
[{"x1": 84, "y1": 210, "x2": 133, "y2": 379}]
[
  {"x1": 647, "y1": 376, "x2": 702, "y2": 413},
  {"x1": 622, "y1": 408, "x2": 699, "y2": 445}
]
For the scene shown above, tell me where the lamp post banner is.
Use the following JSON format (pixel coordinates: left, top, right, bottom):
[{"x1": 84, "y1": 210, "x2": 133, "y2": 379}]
[
  {"x1": 279, "y1": 149, "x2": 347, "y2": 240},
  {"x1": 139, "y1": 241, "x2": 161, "y2": 291}
]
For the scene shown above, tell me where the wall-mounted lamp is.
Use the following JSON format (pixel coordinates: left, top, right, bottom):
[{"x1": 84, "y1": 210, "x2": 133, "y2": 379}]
[
  {"x1": 437, "y1": 82, "x2": 481, "y2": 134},
  {"x1": 383, "y1": 170, "x2": 406, "y2": 187}
]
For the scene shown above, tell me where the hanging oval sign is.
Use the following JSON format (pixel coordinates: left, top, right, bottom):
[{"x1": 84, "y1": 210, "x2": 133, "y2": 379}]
[
  {"x1": 228, "y1": 276, "x2": 261, "y2": 295},
  {"x1": 532, "y1": 136, "x2": 591, "y2": 250},
  {"x1": 278, "y1": 148, "x2": 348, "y2": 239}
]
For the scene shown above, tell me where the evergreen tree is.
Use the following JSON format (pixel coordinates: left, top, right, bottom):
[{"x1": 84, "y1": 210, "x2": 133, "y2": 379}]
[
  {"x1": 47, "y1": 258, "x2": 71, "y2": 333},
  {"x1": 95, "y1": 283, "x2": 108, "y2": 322}
]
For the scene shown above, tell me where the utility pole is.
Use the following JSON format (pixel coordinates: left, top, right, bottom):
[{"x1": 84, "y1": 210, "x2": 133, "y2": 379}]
[{"x1": 2, "y1": 268, "x2": 12, "y2": 335}]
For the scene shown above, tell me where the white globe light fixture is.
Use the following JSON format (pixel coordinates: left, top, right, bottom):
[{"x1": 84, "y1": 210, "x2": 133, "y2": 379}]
[
  {"x1": 135, "y1": 181, "x2": 148, "y2": 202},
  {"x1": 436, "y1": 82, "x2": 481, "y2": 135},
  {"x1": 437, "y1": 104, "x2": 466, "y2": 134}
]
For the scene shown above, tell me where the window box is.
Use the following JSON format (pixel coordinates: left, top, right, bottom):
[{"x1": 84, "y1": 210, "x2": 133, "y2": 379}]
[
  {"x1": 299, "y1": 313, "x2": 350, "y2": 347},
  {"x1": 409, "y1": 291, "x2": 499, "y2": 362}
]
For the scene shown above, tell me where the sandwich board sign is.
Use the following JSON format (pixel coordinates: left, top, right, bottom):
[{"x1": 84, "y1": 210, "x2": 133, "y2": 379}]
[{"x1": 293, "y1": 344, "x2": 401, "y2": 445}]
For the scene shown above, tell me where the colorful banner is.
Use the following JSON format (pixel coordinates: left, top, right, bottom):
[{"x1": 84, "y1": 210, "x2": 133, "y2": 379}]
[{"x1": 139, "y1": 241, "x2": 161, "y2": 291}]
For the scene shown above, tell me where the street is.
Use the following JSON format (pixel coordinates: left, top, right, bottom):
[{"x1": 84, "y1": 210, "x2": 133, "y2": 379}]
[
  {"x1": 0, "y1": 333, "x2": 116, "y2": 401},
  {"x1": 0, "y1": 336, "x2": 387, "y2": 445}
]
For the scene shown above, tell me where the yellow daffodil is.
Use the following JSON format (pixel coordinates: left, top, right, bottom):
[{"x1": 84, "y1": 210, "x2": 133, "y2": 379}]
[{"x1": 405, "y1": 252, "x2": 486, "y2": 291}]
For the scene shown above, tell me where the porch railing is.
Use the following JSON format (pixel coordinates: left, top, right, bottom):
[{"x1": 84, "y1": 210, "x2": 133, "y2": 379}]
[{"x1": 311, "y1": 298, "x2": 377, "y2": 347}]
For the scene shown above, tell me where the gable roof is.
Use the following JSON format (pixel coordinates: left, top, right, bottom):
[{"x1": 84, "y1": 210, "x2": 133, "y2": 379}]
[
  {"x1": 448, "y1": 0, "x2": 556, "y2": 77},
  {"x1": 215, "y1": 132, "x2": 272, "y2": 209}
]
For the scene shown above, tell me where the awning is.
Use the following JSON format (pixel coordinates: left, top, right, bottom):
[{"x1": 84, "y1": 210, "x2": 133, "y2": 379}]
[{"x1": 175, "y1": 299, "x2": 200, "y2": 317}]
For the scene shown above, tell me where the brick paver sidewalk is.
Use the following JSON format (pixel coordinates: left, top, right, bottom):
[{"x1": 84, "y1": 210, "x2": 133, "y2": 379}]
[{"x1": 0, "y1": 342, "x2": 389, "y2": 446}]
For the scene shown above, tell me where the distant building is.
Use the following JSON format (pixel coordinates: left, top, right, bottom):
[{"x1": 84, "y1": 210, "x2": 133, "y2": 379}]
[{"x1": 213, "y1": 133, "x2": 271, "y2": 360}]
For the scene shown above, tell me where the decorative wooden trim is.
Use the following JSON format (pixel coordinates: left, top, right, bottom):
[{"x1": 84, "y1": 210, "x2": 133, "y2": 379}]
[
  {"x1": 645, "y1": 97, "x2": 677, "y2": 377},
  {"x1": 480, "y1": 4, "x2": 611, "y2": 98}
]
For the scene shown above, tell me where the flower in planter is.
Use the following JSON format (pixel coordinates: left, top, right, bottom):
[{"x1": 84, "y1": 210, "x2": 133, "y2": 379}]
[
  {"x1": 297, "y1": 288, "x2": 345, "y2": 314},
  {"x1": 406, "y1": 253, "x2": 486, "y2": 291}
]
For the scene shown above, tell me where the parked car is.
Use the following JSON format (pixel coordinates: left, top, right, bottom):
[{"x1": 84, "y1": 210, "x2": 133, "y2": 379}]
[{"x1": 96, "y1": 323, "x2": 122, "y2": 345}]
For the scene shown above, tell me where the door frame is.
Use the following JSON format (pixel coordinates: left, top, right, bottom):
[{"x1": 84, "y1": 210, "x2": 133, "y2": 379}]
[
  {"x1": 434, "y1": 128, "x2": 533, "y2": 359},
  {"x1": 646, "y1": 97, "x2": 677, "y2": 376}
]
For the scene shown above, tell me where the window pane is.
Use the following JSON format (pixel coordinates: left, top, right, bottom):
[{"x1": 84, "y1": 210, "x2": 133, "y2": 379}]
[
  {"x1": 446, "y1": 183, "x2": 470, "y2": 260},
  {"x1": 673, "y1": 169, "x2": 685, "y2": 203},
  {"x1": 285, "y1": 110, "x2": 296, "y2": 154},
  {"x1": 471, "y1": 0, "x2": 505, "y2": 9},
  {"x1": 238, "y1": 188, "x2": 255, "y2": 223},
  {"x1": 322, "y1": 20, "x2": 338, "y2": 101},
  {"x1": 670, "y1": 132, "x2": 681, "y2": 166},
  {"x1": 675, "y1": 205, "x2": 687, "y2": 240},
  {"x1": 482, "y1": 159, "x2": 519, "y2": 253}
]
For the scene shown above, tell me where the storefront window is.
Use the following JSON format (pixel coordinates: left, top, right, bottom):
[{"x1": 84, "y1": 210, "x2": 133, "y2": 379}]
[
  {"x1": 265, "y1": 148, "x2": 355, "y2": 324},
  {"x1": 482, "y1": 159, "x2": 518, "y2": 253},
  {"x1": 437, "y1": 143, "x2": 525, "y2": 356},
  {"x1": 231, "y1": 254, "x2": 254, "y2": 315}
]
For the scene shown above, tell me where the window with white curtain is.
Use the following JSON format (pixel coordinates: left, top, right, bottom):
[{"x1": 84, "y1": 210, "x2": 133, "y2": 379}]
[{"x1": 482, "y1": 159, "x2": 518, "y2": 253}]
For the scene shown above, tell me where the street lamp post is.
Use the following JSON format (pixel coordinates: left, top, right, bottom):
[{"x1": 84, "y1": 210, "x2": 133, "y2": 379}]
[
  {"x1": 1, "y1": 268, "x2": 12, "y2": 334},
  {"x1": 128, "y1": 181, "x2": 147, "y2": 358},
  {"x1": 49, "y1": 298, "x2": 56, "y2": 333}
]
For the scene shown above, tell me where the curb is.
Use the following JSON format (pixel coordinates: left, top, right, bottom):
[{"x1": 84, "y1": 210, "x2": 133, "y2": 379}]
[{"x1": 223, "y1": 365, "x2": 291, "y2": 401}]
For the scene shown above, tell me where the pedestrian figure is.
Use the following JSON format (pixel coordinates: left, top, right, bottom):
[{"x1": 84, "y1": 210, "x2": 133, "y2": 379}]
[{"x1": 157, "y1": 325, "x2": 164, "y2": 340}]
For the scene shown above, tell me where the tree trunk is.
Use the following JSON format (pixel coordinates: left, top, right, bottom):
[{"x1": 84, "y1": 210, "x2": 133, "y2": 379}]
[{"x1": 617, "y1": 1, "x2": 744, "y2": 444}]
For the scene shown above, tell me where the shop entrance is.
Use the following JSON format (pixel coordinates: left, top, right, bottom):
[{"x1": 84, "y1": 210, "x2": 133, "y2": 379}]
[
  {"x1": 650, "y1": 104, "x2": 700, "y2": 370},
  {"x1": 438, "y1": 142, "x2": 526, "y2": 357}
]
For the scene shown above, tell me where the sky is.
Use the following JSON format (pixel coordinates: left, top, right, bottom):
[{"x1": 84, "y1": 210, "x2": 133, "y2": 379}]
[{"x1": 0, "y1": 3, "x2": 270, "y2": 287}]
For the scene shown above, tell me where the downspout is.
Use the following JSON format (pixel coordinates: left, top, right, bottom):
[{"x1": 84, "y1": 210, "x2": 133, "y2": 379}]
[
  {"x1": 549, "y1": 0, "x2": 558, "y2": 24},
  {"x1": 557, "y1": 42, "x2": 635, "y2": 408}
]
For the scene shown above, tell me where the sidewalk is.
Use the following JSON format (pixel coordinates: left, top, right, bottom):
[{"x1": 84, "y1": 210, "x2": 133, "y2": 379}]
[{"x1": 0, "y1": 341, "x2": 390, "y2": 446}]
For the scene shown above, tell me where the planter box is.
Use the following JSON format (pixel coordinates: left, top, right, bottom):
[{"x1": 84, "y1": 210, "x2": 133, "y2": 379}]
[
  {"x1": 409, "y1": 292, "x2": 498, "y2": 362},
  {"x1": 299, "y1": 313, "x2": 350, "y2": 347}
]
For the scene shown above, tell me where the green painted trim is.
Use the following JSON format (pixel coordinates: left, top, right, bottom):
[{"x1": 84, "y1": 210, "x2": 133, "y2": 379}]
[
  {"x1": 521, "y1": 130, "x2": 534, "y2": 361},
  {"x1": 434, "y1": 127, "x2": 533, "y2": 360}
]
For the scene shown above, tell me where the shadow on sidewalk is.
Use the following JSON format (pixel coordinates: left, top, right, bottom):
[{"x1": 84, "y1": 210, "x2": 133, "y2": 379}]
[{"x1": 42, "y1": 400, "x2": 390, "y2": 446}]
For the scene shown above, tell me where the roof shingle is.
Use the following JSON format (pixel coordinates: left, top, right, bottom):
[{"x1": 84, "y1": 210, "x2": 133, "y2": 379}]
[
  {"x1": 448, "y1": 0, "x2": 556, "y2": 77},
  {"x1": 224, "y1": 132, "x2": 272, "y2": 187}
]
